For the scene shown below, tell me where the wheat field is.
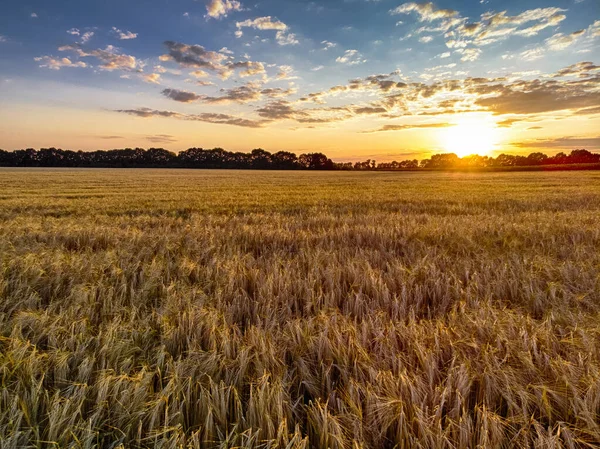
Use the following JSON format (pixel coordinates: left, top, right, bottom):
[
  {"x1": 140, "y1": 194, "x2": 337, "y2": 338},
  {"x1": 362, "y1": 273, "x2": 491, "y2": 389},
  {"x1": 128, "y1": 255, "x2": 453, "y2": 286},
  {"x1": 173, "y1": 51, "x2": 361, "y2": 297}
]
[{"x1": 1, "y1": 168, "x2": 599, "y2": 448}]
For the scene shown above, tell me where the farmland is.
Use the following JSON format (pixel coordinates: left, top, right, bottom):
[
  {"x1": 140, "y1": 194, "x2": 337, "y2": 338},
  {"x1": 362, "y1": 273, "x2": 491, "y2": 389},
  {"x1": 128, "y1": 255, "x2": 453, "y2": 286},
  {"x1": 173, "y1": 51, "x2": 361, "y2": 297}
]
[{"x1": 1, "y1": 168, "x2": 600, "y2": 448}]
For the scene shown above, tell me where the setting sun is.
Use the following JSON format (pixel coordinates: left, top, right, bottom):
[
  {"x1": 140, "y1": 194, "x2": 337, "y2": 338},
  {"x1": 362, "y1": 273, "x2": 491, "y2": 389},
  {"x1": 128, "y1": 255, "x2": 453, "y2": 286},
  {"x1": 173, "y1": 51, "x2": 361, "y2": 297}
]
[{"x1": 441, "y1": 117, "x2": 501, "y2": 157}]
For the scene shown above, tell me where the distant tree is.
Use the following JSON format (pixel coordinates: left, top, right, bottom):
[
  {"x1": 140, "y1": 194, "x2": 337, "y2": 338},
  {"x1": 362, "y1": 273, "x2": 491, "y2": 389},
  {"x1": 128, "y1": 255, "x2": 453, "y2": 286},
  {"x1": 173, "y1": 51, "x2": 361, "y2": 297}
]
[
  {"x1": 354, "y1": 159, "x2": 372, "y2": 170},
  {"x1": 250, "y1": 149, "x2": 273, "y2": 169},
  {"x1": 0, "y1": 149, "x2": 16, "y2": 166},
  {"x1": 569, "y1": 149, "x2": 599, "y2": 164},
  {"x1": 422, "y1": 153, "x2": 460, "y2": 169},
  {"x1": 271, "y1": 151, "x2": 298, "y2": 169},
  {"x1": 460, "y1": 154, "x2": 491, "y2": 168},
  {"x1": 299, "y1": 153, "x2": 334, "y2": 170},
  {"x1": 144, "y1": 148, "x2": 177, "y2": 166},
  {"x1": 494, "y1": 154, "x2": 516, "y2": 166},
  {"x1": 1, "y1": 147, "x2": 599, "y2": 170},
  {"x1": 334, "y1": 162, "x2": 353, "y2": 170},
  {"x1": 526, "y1": 152, "x2": 549, "y2": 165},
  {"x1": 400, "y1": 159, "x2": 419, "y2": 169}
]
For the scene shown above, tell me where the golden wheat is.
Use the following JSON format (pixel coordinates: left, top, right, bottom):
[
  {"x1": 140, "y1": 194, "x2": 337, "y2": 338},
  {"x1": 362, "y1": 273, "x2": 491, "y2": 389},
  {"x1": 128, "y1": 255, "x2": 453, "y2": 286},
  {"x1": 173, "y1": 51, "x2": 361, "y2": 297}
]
[{"x1": 1, "y1": 168, "x2": 599, "y2": 448}]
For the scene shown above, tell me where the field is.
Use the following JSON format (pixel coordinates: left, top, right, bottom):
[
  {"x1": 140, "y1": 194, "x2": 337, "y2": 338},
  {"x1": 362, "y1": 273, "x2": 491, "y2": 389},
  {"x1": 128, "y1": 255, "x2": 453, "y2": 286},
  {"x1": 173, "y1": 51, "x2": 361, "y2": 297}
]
[{"x1": 1, "y1": 168, "x2": 599, "y2": 449}]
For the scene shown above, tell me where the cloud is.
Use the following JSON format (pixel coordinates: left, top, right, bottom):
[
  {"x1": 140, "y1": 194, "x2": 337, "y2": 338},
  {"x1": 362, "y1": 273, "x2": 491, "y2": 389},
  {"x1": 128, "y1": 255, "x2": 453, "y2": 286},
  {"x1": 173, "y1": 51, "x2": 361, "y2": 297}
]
[
  {"x1": 162, "y1": 88, "x2": 202, "y2": 103},
  {"x1": 589, "y1": 20, "x2": 600, "y2": 37},
  {"x1": 228, "y1": 61, "x2": 266, "y2": 77},
  {"x1": 162, "y1": 81, "x2": 295, "y2": 105},
  {"x1": 255, "y1": 101, "x2": 298, "y2": 120},
  {"x1": 511, "y1": 136, "x2": 600, "y2": 149},
  {"x1": 206, "y1": 0, "x2": 243, "y2": 19},
  {"x1": 457, "y1": 48, "x2": 482, "y2": 62},
  {"x1": 68, "y1": 29, "x2": 94, "y2": 43},
  {"x1": 552, "y1": 61, "x2": 600, "y2": 78},
  {"x1": 311, "y1": 65, "x2": 325, "y2": 71},
  {"x1": 291, "y1": 61, "x2": 600, "y2": 123},
  {"x1": 190, "y1": 70, "x2": 210, "y2": 78},
  {"x1": 390, "y1": 3, "x2": 458, "y2": 22},
  {"x1": 203, "y1": 84, "x2": 263, "y2": 104},
  {"x1": 236, "y1": 16, "x2": 298, "y2": 45},
  {"x1": 146, "y1": 134, "x2": 177, "y2": 143},
  {"x1": 98, "y1": 135, "x2": 124, "y2": 140},
  {"x1": 236, "y1": 16, "x2": 287, "y2": 31},
  {"x1": 545, "y1": 29, "x2": 585, "y2": 51},
  {"x1": 81, "y1": 32, "x2": 94, "y2": 43},
  {"x1": 336, "y1": 49, "x2": 366, "y2": 65},
  {"x1": 115, "y1": 107, "x2": 266, "y2": 128},
  {"x1": 276, "y1": 65, "x2": 295, "y2": 80},
  {"x1": 496, "y1": 118, "x2": 522, "y2": 127},
  {"x1": 573, "y1": 106, "x2": 600, "y2": 115},
  {"x1": 445, "y1": 39, "x2": 467, "y2": 48},
  {"x1": 362, "y1": 122, "x2": 454, "y2": 133},
  {"x1": 495, "y1": 116, "x2": 542, "y2": 127},
  {"x1": 419, "y1": 36, "x2": 434, "y2": 43},
  {"x1": 298, "y1": 71, "x2": 408, "y2": 104},
  {"x1": 353, "y1": 107, "x2": 388, "y2": 114},
  {"x1": 520, "y1": 47, "x2": 545, "y2": 61},
  {"x1": 141, "y1": 73, "x2": 161, "y2": 84},
  {"x1": 425, "y1": 6, "x2": 571, "y2": 53},
  {"x1": 474, "y1": 81, "x2": 600, "y2": 115},
  {"x1": 321, "y1": 40, "x2": 337, "y2": 50},
  {"x1": 112, "y1": 27, "x2": 138, "y2": 40},
  {"x1": 517, "y1": 27, "x2": 590, "y2": 62},
  {"x1": 34, "y1": 56, "x2": 88, "y2": 70},
  {"x1": 255, "y1": 101, "x2": 352, "y2": 123},
  {"x1": 481, "y1": 7, "x2": 566, "y2": 28},
  {"x1": 189, "y1": 80, "x2": 216, "y2": 87},
  {"x1": 59, "y1": 44, "x2": 139, "y2": 71},
  {"x1": 260, "y1": 87, "x2": 298, "y2": 98},
  {"x1": 0, "y1": 35, "x2": 6, "y2": 43},
  {"x1": 31, "y1": 13, "x2": 38, "y2": 18},
  {"x1": 276, "y1": 31, "x2": 299, "y2": 46},
  {"x1": 160, "y1": 41, "x2": 265, "y2": 78}
]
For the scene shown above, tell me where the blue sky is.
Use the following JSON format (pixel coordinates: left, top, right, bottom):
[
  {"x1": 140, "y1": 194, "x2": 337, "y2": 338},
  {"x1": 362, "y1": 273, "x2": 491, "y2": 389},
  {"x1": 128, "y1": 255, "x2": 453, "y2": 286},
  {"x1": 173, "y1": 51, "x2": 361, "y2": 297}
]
[{"x1": 0, "y1": 0, "x2": 598, "y2": 159}]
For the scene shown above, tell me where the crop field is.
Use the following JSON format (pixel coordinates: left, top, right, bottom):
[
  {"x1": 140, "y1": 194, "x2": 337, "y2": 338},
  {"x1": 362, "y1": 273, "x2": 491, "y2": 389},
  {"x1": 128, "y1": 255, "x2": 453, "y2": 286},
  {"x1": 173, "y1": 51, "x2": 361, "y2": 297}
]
[{"x1": 1, "y1": 168, "x2": 599, "y2": 449}]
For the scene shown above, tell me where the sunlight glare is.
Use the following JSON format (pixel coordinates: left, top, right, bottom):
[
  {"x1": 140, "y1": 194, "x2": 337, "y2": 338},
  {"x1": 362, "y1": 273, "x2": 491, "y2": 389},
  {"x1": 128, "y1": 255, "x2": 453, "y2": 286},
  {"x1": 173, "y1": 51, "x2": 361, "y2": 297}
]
[{"x1": 441, "y1": 117, "x2": 501, "y2": 157}]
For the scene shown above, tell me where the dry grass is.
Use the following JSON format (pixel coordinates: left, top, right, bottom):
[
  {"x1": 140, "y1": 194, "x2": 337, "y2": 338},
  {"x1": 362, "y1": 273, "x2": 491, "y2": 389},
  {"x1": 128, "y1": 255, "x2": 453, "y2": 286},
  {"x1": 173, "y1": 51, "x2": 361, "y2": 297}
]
[{"x1": 1, "y1": 168, "x2": 599, "y2": 448}]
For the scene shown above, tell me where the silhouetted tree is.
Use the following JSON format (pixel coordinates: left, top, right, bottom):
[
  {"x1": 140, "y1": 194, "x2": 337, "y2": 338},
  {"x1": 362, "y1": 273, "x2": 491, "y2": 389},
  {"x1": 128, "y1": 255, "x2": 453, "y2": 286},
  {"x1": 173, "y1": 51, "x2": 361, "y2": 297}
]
[
  {"x1": 299, "y1": 153, "x2": 334, "y2": 170},
  {"x1": 0, "y1": 147, "x2": 598, "y2": 170},
  {"x1": 271, "y1": 151, "x2": 298, "y2": 169},
  {"x1": 250, "y1": 149, "x2": 272, "y2": 169}
]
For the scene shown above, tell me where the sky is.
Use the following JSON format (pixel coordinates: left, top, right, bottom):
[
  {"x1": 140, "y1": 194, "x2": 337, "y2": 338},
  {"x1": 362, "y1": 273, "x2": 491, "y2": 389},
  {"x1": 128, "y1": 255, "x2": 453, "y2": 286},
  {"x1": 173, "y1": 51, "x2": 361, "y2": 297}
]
[{"x1": 0, "y1": 0, "x2": 598, "y2": 161}]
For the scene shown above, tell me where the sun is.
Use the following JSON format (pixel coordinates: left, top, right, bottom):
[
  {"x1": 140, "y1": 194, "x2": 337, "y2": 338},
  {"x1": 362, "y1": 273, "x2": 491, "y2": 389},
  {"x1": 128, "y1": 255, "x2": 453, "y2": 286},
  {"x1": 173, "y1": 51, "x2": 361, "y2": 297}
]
[{"x1": 441, "y1": 116, "x2": 501, "y2": 157}]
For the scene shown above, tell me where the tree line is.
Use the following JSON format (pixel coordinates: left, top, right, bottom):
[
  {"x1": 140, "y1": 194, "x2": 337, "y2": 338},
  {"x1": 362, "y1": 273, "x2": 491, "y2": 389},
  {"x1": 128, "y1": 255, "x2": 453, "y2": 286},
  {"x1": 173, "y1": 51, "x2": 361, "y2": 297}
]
[{"x1": 0, "y1": 147, "x2": 598, "y2": 170}]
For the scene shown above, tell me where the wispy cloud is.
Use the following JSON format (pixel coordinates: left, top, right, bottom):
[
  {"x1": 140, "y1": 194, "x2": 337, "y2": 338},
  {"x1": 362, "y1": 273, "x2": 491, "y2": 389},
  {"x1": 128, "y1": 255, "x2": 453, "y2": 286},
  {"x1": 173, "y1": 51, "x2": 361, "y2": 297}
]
[
  {"x1": 206, "y1": 0, "x2": 243, "y2": 19},
  {"x1": 58, "y1": 44, "x2": 139, "y2": 71},
  {"x1": 141, "y1": 73, "x2": 161, "y2": 84},
  {"x1": 235, "y1": 16, "x2": 298, "y2": 45},
  {"x1": 362, "y1": 123, "x2": 454, "y2": 133},
  {"x1": 115, "y1": 107, "x2": 267, "y2": 128},
  {"x1": 34, "y1": 56, "x2": 88, "y2": 70},
  {"x1": 112, "y1": 27, "x2": 137, "y2": 40},
  {"x1": 146, "y1": 134, "x2": 177, "y2": 143},
  {"x1": 336, "y1": 49, "x2": 366, "y2": 65},
  {"x1": 512, "y1": 136, "x2": 600, "y2": 149}
]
